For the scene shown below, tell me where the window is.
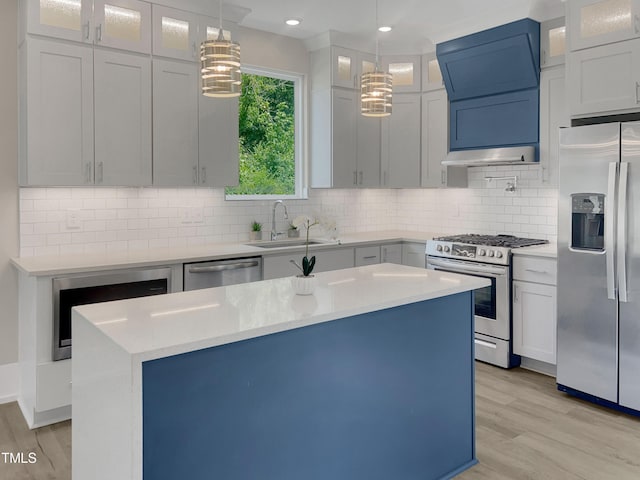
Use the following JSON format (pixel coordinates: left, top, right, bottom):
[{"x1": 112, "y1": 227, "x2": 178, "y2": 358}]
[{"x1": 225, "y1": 67, "x2": 305, "y2": 199}]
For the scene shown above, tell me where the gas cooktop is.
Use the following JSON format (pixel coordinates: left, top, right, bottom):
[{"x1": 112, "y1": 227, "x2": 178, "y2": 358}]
[{"x1": 433, "y1": 234, "x2": 549, "y2": 249}]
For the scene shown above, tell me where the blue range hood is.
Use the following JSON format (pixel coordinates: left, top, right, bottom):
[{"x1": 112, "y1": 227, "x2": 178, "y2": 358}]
[{"x1": 437, "y1": 19, "x2": 540, "y2": 164}]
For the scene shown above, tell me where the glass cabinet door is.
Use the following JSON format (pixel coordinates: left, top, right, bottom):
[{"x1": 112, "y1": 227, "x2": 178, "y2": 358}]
[
  {"x1": 94, "y1": 0, "x2": 151, "y2": 53},
  {"x1": 331, "y1": 46, "x2": 357, "y2": 88},
  {"x1": 28, "y1": 0, "x2": 92, "y2": 42},
  {"x1": 568, "y1": 0, "x2": 640, "y2": 51},
  {"x1": 152, "y1": 5, "x2": 199, "y2": 61},
  {"x1": 382, "y1": 55, "x2": 421, "y2": 92},
  {"x1": 541, "y1": 17, "x2": 566, "y2": 67},
  {"x1": 421, "y1": 52, "x2": 444, "y2": 91}
]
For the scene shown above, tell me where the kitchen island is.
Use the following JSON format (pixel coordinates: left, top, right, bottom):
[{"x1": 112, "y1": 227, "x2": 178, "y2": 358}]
[{"x1": 72, "y1": 263, "x2": 489, "y2": 480}]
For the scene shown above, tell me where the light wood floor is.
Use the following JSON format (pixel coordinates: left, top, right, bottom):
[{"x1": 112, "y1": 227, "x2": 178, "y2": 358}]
[{"x1": 1, "y1": 362, "x2": 639, "y2": 479}]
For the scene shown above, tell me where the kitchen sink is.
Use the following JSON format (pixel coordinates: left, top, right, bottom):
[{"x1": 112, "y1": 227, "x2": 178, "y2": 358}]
[{"x1": 246, "y1": 239, "x2": 328, "y2": 249}]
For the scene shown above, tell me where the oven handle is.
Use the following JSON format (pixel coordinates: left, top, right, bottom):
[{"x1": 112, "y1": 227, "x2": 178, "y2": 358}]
[{"x1": 427, "y1": 258, "x2": 507, "y2": 277}]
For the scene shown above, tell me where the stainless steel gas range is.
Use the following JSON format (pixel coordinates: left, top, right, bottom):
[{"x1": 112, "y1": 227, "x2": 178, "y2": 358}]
[{"x1": 426, "y1": 234, "x2": 548, "y2": 368}]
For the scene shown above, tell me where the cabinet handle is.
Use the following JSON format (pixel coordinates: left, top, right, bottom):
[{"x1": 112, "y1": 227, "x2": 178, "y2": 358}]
[
  {"x1": 85, "y1": 162, "x2": 92, "y2": 184},
  {"x1": 353, "y1": 171, "x2": 357, "y2": 185},
  {"x1": 635, "y1": 15, "x2": 640, "y2": 34},
  {"x1": 192, "y1": 41, "x2": 197, "y2": 59},
  {"x1": 83, "y1": 21, "x2": 90, "y2": 40},
  {"x1": 97, "y1": 161, "x2": 104, "y2": 184},
  {"x1": 541, "y1": 49, "x2": 546, "y2": 66},
  {"x1": 525, "y1": 268, "x2": 548, "y2": 274},
  {"x1": 95, "y1": 24, "x2": 102, "y2": 42},
  {"x1": 362, "y1": 255, "x2": 377, "y2": 260},
  {"x1": 636, "y1": 82, "x2": 640, "y2": 103},
  {"x1": 359, "y1": 171, "x2": 363, "y2": 185},
  {"x1": 193, "y1": 165, "x2": 198, "y2": 184},
  {"x1": 201, "y1": 166, "x2": 206, "y2": 184},
  {"x1": 513, "y1": 284, "x2": 519, "y2": 303}
]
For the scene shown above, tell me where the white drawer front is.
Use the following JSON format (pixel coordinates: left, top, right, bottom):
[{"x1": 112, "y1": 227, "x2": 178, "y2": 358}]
[
  {"x1": 36, "y1": 360, "x2": 71, "y2": 411},
  {"x1": 513, "y1": 256, "x2": 557, "y2": 285}
]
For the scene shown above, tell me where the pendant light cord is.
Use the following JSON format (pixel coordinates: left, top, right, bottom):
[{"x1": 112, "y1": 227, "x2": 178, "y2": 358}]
[{"x1": 375, "y1": 0, "x2": 379, "y2": 67}]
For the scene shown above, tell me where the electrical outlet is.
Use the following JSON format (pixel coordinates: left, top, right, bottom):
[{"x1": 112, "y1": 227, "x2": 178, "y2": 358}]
[{"x1": 66, "y1": 209, "x2": 81, "y2": 229}]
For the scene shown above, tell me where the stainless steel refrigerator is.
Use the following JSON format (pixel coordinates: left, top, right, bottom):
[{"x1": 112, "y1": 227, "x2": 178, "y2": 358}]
[{"x1": 557, "y1": 122, "x2": 640, "y2": 414}]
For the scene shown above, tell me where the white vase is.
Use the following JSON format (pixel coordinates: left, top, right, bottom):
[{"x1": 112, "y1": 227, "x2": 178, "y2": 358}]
[{"x1": 292, "y1": 274, "x2": 316, "y2": 295}]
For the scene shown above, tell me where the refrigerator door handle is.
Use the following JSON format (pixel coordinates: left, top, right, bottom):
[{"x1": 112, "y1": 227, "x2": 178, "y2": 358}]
[
  {"x1": 606, "y1": 162, "x2": 618, "y2": 300},
  {"x1": 618, "y1": 162, "x2": 629, "y2": 303}
]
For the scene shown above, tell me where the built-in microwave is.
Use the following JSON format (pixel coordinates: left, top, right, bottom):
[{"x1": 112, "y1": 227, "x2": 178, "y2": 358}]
[{"x1": 52, "y1": 267, "x2": 172, "y2": 361}]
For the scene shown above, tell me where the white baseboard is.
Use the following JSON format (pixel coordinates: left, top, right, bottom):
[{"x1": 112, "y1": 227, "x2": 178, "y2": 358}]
[
  {"x1": 520, "y1": 357, "x2": 557, "y2": 377},
  {"x1": 0, "y1": 362, "x2": 19, "y2": 404}
]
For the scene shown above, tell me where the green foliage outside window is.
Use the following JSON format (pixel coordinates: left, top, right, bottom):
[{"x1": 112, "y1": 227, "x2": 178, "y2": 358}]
[{"x1": 225, "y1": 73, "x2": 296, "y2": 195}]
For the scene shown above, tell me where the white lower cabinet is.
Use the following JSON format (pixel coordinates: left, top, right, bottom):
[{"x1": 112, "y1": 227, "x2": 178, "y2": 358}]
[
  {"x1": 355, "y1": 246, "x2": 381, "y2": 266},
  {"x1": 262, "y1": 248, "x2": 355, "y2": 280},
  {"x1": 381, "y1": 243, "x2": 403, "y2": 264},
  {"x1": 402, "y1": 242, "x2": 426, "y2": 268},
  {"x1": 512, "y1": 256, "x2": 558, "y2": 365}
]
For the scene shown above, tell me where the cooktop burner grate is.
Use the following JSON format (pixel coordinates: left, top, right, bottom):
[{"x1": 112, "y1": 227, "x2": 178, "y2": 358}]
[{"x1": 433, "y1": 234, "x2": 549, "y2": 248}]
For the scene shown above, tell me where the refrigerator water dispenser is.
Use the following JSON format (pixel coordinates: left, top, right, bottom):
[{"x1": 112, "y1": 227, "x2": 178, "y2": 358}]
[{"x1": 571, "y1": 193, "x2": 605, "y2": 251}]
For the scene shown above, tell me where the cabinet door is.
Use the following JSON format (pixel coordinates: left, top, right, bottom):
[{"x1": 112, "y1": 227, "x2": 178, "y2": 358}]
[
  {"x1": 513, "y1": 280, "x2": 557, "y2": 364},
  {"x1": 421, "y1": 53, "x2": 444, "y2": 92},
  {"x1": 152, "y1": 5, "x2": 199, "y2": 61},
  {"x1": 199, "y1": 96, "x2": 239, "y2": 187},
  {"x1": 26, "y1": 39, "x2": 94, "y2": 186},
  {"x1": 357, "y1": 114, "x2": 381, "y2": 187},
  {"x1": 152, "y1": 59, "x2": 199, "y2": 186},
  {"x1": 421, "y1": 90, "x2": 448, "y2": 188},
  {"x1": 540, "y1": 66, "x2": 569, "y2": 186},
  {"x1": 567, "y1": 0, "x2": 640, "y2": 51},
  {"x1": 381, "y1": 93, "x2": 420, "y2": 188},
  {"x1": 94, "y1": 49, "x2": 151, "y2": 186},
  {"x1": 331, "y1": 89, "x2": 358, "y2": 187},
  {"x1": 93, "y1": 0, "x2": 151, "y2": 54},
  {"x1": 355, "y1": 246, "x2": 381, "y2": 266},
  {"x1": 382, "y1": 55, "x2": 421, "y2": 93},
  {"x1": 541, "y1": 17, "x2": 566, "y2": 67},
  {"x1": 26, "y1": 0, "x2": 92, "y2": 43},
  {"x1": 568, "y1": 37, "x2": 640, "y2": 117},
  {"x1": 381, "y1": 244, "x2": 403, "y2": 264},
  {"x1": 402, "y1": 242, "x2": 426, "y2": 268},
  {"x1": 197, "y1": 16, "x2": 232, "y2": 43}
]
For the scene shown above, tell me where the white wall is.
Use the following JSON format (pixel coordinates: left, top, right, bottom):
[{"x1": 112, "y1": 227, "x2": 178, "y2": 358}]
[{"x1": 0, "y1": 0, "x2": 19, "y2": 366}]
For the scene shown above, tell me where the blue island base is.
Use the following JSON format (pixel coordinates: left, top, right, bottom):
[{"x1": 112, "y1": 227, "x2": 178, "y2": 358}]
[{"x1": 143, "y1": 293, "x2": 476, "y2": 480}]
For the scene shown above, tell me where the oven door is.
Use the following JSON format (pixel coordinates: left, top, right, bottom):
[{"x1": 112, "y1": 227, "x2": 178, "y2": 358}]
[{"x1": 427, "y1": 256, "x2": 510, "y2": 340}]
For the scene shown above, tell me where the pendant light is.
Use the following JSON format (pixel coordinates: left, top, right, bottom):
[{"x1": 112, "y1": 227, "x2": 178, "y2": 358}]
[
  {"x1": 201, "y1": 0, "x2": 241, "y2": 97},
  {"x1": 361, "y1": 0, "x2": 392, "y2": 117}
]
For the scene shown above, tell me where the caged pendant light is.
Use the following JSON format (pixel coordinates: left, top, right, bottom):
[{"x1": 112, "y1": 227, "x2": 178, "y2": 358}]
[
  {"x1": 201, "y1": 0, "x2": 241, "y2": 97},
  {"x1": 361, "y1": 0, "x2": 392, "y2": 117}
]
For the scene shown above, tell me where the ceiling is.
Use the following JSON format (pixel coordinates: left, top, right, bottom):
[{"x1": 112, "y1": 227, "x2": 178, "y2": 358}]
[{"x1": 222, "y1": 0, "x2": 565, "y2": 53}]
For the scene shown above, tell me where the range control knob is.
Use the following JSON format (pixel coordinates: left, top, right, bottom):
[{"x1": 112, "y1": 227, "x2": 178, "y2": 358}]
[
  {"x1": 487, "y1": 250, "x2": 495, "y2": 258},
  {"x1": 495, "y1": 251, "x2": 503, "y2": 259},
  {"x1": 444, "y1": 246, "x2": 451, "y2": 253},
  {"x1": 436, "y1": 245, "x2": 443, "y2": 252},
  {"x1": 478, "y1": 249, "x2": 486, "y2": 256}
]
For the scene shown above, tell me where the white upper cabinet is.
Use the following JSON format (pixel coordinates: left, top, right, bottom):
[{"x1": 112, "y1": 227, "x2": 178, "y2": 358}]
[
  {"x1": 381, "y1": 93, "x2": 421, "y2": 188},
  {"x1": 199, "y1": 95, "x2": 239, "y2": 187},
  {"x1": 330, "y1": 88, "x2": 358, "y2": 187},
  {"x1": 152, "y1": 59, "x2": 199, "y2": 186},
  {"x1": 24, "y1": 38, "x2": 94, "y2": 186},
  {"x1": 421, "y1": 52, "x2": 444, "y2": 91},
  {"x1": 541, "y1": 17, "x2": 567, "y2": 67},
  {"x1": 539, "y1": 66, "x2": 569, "y2": 186},
  {"x1": 93, "y1": 0, "x2": 151, "y2": 54},
  {"x1": 152, "y1": 5, "x2": 199, "y2": 61},
  {"x1": 421, "y1": 90, "x2": 448, "y2": 188},
  {"x1": 567, "y1": 37, "x2": 640, "y2": 116},
  {"x1": 331, "y1": 46, "x2": 376, "y2": 89},
  {"x1": 23, "y1": 0, "x2": 151, "y2": 53},
  {"x1": 567, "y1": 0, "x2": 640, "y2": 50},
  {"x1": 94, "y1": 49, "x2": 151, "y2": 185},
  {"x1": 382, "y1": 55, "x2": 421, "y2": 93},
  {"x1": 24, "y1": 0, "x2": 92, "y2": 43}
]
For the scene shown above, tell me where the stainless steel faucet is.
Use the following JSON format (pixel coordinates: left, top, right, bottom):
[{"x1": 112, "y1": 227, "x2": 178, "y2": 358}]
[{"x1": 271, "y1": 200, "x2": 289, "y2": 241}]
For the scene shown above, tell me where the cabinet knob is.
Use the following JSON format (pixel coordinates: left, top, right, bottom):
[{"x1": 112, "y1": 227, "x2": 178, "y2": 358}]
[
  {"x1": 95, "y1": 24, "x2": 102, "y2": 42},
  {"x1": 83, "y1": 21, "x2": 90, "y2": 40}
]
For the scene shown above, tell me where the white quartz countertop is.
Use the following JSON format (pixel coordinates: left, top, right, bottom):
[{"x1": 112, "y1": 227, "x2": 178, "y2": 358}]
[
  {"x1": 12, "y1": 230, "x2": 437, "y2": 276},
  {"x1": 73, "y1": 263, "x2": 489, "y2": 362},
  {"x1": 511, "y1": 243, "x2": 557, "y2": 258}
]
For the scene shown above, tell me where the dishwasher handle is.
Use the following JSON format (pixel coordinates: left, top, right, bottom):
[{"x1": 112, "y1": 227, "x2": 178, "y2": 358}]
[{"x1": 188, "y1": 260, "x2": 260, "y2": 273}]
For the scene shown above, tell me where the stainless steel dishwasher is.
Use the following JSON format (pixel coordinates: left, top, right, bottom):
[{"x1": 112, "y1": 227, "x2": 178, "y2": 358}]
[{"x1": 183, "y1": 257, "x2": 262, "y2": 291}]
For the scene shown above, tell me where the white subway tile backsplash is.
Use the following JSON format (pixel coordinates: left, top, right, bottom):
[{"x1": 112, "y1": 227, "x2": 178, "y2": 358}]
[{"x1": 19, "y1": 173, "x2": 558, "y2": 257}]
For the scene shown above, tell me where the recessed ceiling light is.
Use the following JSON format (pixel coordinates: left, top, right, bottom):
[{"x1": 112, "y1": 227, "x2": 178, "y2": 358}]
[
  {"x1": 285, "y1": 18, "x2": 301, "y2": 26},
  {"x1": 378, "y1": 26, "x2": 392, "y2": 33}
]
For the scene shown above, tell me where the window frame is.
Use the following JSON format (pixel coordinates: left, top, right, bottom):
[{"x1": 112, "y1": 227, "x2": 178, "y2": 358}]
[{"x1": 225, "y1": 65, "x2": 307, "y2": 201}]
